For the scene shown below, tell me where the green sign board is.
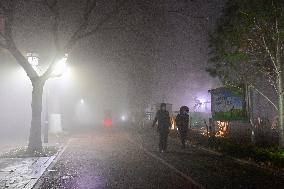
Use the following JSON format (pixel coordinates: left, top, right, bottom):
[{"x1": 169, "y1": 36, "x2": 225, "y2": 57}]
[{"x1": 210, "y1": 87, "x2": 247, "y2": 121}]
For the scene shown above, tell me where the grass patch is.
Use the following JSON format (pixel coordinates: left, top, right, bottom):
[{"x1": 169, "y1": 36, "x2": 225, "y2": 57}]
[{"x1": 0, "y1": 146, "x2": 59, "y2": 158}]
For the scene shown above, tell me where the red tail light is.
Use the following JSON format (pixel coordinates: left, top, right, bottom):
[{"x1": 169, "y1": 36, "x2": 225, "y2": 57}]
[{"x1": 104, "y1": 119, "x2": 113, "y2": 127}]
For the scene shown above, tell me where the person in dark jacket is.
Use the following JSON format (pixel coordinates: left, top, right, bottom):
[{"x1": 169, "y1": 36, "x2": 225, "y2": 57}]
[
  {"x1": 152, "y1": 103, "x2": 171, "y2": 153},
  {"x1": 176, "y1": 106, "x2": 189, "y2": 148}
]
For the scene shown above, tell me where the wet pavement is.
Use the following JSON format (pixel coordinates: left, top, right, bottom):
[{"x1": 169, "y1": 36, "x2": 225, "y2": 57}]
[
  {"x1": 38, "y1": 126, "x2": 284, "y2": 189},
  {"x1": 0, "y1": 156, "x2": 55, "y2": 188},
  {"x1": 0, "y1": 133, "x2": 67, "y2": 189}
]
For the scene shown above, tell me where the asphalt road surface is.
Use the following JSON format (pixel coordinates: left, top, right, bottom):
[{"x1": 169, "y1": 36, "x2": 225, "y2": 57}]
[{"x1": 38, "y1": 126, "x2": 284, "y2": 189}]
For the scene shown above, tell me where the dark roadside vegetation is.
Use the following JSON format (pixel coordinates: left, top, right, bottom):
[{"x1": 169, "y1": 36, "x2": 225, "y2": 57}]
[{"x1": 169, "y1": 129, "x2": 284, "y2": 172}]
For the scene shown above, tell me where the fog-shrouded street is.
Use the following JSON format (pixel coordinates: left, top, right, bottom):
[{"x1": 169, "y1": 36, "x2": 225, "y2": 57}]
[
  {"x1": 1, "y1": 1, "x2": 284, "y2": 189},
  {"x1": 37, "y1": 126, "x2": 284, "y2": 189}
]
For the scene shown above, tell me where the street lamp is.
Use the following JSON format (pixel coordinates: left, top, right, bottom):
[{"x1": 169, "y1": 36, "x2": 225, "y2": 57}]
[
  {"x1": 80, "y1": 98, "x2": 85, "y2": 104},
  {"x1": 52, "y1": 54, "x2": 68, "y2": 77},
  {"x1": 121, "y1": 115, "x2": 126, "y2": 121}
]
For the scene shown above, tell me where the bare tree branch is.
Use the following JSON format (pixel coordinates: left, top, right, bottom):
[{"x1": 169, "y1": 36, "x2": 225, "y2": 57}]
[
  {"x1": 41, "y1": 54, "x2": 61, "y2": 80},
  {"x1": 0, "y1": 32, "x2": 8, "y2": 47},
  {"x1": 66, "y1": 0, "x2": 127, "y2": 49},
  {"x1": 249, "y1": 84, "x2": 278, "y2": 110},
  {"x1": 262, "y1": 35, "x2": 279, "y2": 70},
  {"x1": 3, "y1": 1, "x2": 15, "y2": 40},
  {"x1": 43, "y1": 0, "x2": 127, "y2": 79},
  {"x1": 0, "y1": 26, "x2": 7, "y2": 48},
  {"x1": 0, "y1": 42, "x2": 7, "y2": 48},
  {"x1": 8, "y1": 40, "x2": 39, "y2": 77},
  {"x1": 42, "y1": 0, "x2": 97, "y2": 79},
  {"x1": 254, "y1": 19, "x2": 278, "y2": 72},
  {"x1": 0, "y1": 0, "x2": 39, "y2": 78},
  {"x1": 0, "y1": 1, "x2": 7, "y2": 12},
  {"x1": 84, "y1": 0, "x2": 97, "y2": 21},
  {"x1": 63, "y1": 0, "x2": 98, "y2": 51},
  {"x1": 45, "y1": 0, "x2": 60, "y2": 51}
]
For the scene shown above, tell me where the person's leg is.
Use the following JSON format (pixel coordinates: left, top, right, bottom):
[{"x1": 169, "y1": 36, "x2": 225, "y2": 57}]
[
  {"x1": 178, "y1": 129, "x2": 183, "y2": 144},
  {"x1": 181, "y1": 136, "x2": 186, "y2": 148},
  {"x1": 160, "y1": 131, "x2": 167, "y2": 152},
  {"x1": 164, "y1": 132, "x2": 169, "y2": 151},
  {"x1": 181, "y1": 130, "x2": 187, "y2": 148},
  {"x1": 184, "y1": 130, "x2": 188, "y2": 147},
  {"x1": 159, "y1": 132, "x2": 163, "y2": 152}
]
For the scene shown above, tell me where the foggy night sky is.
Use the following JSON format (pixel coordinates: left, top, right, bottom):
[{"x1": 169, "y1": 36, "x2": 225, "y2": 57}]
[{"x1": 0, "y1": 0, "x2": 223, "y2": 141}]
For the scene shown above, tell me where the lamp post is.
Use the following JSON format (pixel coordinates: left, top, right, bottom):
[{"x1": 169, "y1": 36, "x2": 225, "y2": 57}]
[
  {"x1": 43, "y1": 81, "x2": 49, "y2": 143},
  {"x1": 45, "y1": 54, "x2": 68, "y2": 142}
]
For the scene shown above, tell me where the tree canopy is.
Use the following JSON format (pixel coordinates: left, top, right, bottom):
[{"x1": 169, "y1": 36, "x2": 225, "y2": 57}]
[{"x1": 207, "y1": 0, "x2": 284, "y2": 91}]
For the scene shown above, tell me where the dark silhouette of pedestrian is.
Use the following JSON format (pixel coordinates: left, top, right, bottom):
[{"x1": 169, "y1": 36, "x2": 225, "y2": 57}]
[
  {"x1": 176, "y1": 106, "x2": 189, "y2": 148},
  {"x1": 152, "y1": 103, "x2": 171, "y2": 153}
]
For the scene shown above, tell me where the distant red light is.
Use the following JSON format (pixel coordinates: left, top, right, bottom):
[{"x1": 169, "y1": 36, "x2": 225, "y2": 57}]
[{"x1": 104, "y1": 119, "x2": 113, "y2": 127}]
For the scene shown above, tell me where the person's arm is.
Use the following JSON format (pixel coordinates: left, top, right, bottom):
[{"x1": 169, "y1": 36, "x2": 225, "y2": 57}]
[
  {"x1": 186, "y1": 115, "x2": 190, "y2": 129},
  {"x1": 167, "y1": 111, "x2": 171, "y2": 129},
  {"x1": 175, "y1": 114, "x2": 180, "y2": 127},
  {"x1": 152, "y1": 111, "x2": 158, "y2": 127}
]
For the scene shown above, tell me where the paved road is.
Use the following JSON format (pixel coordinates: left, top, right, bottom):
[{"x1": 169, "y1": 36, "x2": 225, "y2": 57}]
[{"x1": 38, "y1": 126, "x2": 284, "y2": 189}]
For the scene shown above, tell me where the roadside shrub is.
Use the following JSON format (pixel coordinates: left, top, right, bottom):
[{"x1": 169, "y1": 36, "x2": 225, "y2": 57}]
[
  {"x1": 213, "y1": 140, "x2": 284, "y2": 169},
  {"x1": 170, "y1": 130, "x2": 284, "y2": 169}
]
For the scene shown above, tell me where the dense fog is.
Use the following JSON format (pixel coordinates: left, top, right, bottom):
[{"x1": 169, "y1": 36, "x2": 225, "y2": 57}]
[{"x1": 0, "y1": 0, "x2": 223, "y2": 144}]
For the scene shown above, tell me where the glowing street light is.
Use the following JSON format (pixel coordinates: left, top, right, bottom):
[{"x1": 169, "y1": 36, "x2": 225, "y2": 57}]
[
  {"x1": 52, "y1": 54, "x2": 68, "y2": 77},
  {"x1": 80, "y1": 98, "x2": 85, "y2": 104},
  {"x1": 121, "y1": 115, "x2": 127, "y2": 121}
]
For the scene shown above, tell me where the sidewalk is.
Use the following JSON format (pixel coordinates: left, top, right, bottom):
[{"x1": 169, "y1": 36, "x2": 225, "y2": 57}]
[
  {"x1": 0, "y1": 133, "x2": 68, "y2": 189},
  {"x1": 0, "y1": 156, "x2": 56, "y2": 188}
]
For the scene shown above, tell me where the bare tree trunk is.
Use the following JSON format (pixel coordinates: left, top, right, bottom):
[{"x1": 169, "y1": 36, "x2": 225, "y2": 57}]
[
  {"x1": 246, "y1": 85, "x2": 255, "y2": 144},
  {"x1": 277, "y1": 75, "x2": 284, "y2": 149},
  {"x1": 27, "y1": 77, "x2": 45, "y2": 153}
]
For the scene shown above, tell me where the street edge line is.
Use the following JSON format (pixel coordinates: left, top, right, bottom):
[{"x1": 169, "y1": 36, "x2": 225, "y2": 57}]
[
  {"x1": 126, "y1": 136, "x2": 206, "y2": 189},
  {"x1": 32, "y1": 139, "x2": 71, "y2": 189}
]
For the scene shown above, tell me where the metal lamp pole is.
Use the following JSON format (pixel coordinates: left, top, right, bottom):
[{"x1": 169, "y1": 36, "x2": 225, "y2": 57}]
[{"x1": 44, "y1": 81, "x2": 49, "y2": 143}]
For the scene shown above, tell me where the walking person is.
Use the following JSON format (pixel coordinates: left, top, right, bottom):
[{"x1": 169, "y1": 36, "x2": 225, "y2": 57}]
[
  {"x1": 152, "y1": 103, "x2": 171, "y2": 153},
  {"x1": 175, "y1": 106, "x2": 189, "y2": 148}
]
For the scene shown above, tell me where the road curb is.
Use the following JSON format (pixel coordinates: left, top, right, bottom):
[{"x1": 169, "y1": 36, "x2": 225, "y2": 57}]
[{"x1": 32, "y1": 139, "x2": 70, "y2": 189}]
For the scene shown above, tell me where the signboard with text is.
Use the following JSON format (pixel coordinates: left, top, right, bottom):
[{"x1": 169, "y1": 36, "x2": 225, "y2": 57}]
[{"x1": 210, "y1": 87, "x2": 247, "y2": 121}]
